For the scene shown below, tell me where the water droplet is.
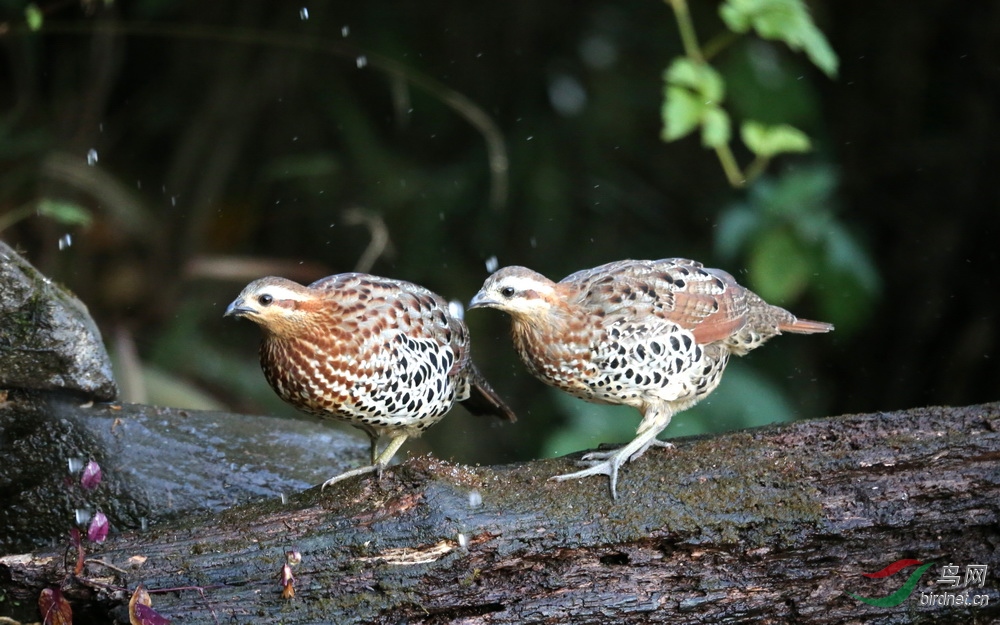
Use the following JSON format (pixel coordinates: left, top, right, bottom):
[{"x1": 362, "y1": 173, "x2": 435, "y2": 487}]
[
  {"x1": 299, "y1": 7, "x2": 309, "y2": 20},
  {"x1": 74, "y1": 508, "x2": 92, "y2": 525},
  {"x1": 140, "y1": 517, "x2": 148, "y2": 531},
  {"x1": 457, "y1": 532, "x2": 468, "y2": 549},
  {"x1": 526, "y1": 135, "x2": 534, "y2": 141},
  {"x1": 485, "y1": 256, "x2": 499, "y2": 273},
  {"x1": 58, "y1": 233, "x2": 72, "y2": 250},
  {"x1": 341, "y1": 25, "x2": 350, "y2": 37},
  {"x1": 448, "y1": 300, "x2": 465, "y2": 320},
  {"x1": 170, "y1": 196, "x2": 177, "y2": 207},
  {"x1": 67, "y1": 458, "x2": 84, "y2": 473},
  {"x1": 356, "y1": 55, "x2": 368, "y2": 69},
  {"x1": 86, "y1": 149, "x2": 98, "y2": 166},
  {"x1": 468, "y1": 489, "x2": 482, "y2": 508},
  {"x1": 530, "y1": 236, "x2": 538, "y2": 248}
]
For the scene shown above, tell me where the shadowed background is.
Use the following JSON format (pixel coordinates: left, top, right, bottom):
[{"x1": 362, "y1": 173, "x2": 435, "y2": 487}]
[{"x1": 1, "y1": 1, "x2": 996, "y2": 467}]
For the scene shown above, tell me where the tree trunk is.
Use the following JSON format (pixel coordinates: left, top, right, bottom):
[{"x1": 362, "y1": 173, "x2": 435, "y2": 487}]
[{"x1": 2, "y1": 402, "x2": 999, "y2": 624}]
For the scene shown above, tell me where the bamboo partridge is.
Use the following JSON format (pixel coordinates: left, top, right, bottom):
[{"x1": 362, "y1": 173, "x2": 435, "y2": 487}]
[
  {"x1": 469, "y1": 258, "x2": 832, "y2": 499},
  {"x1": 225, "y1": 273, "x2": 515, "y2": 489}
]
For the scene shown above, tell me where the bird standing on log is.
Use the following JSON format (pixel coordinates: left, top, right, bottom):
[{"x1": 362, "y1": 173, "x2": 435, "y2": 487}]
[
  {"x1": 225, "y1": 273, "x2": 515, "y2": 489},
  {"x1": 469, "y1": 258, "x2": 832, "y2": 499}
]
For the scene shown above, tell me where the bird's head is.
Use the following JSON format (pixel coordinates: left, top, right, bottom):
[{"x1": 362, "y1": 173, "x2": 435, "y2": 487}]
[
  {"x1": 468, "y1": 266, "x2": 559, "y2": 322},
  {"x1": 224, "y1": 276, "x2": 315, "y2": 338}
]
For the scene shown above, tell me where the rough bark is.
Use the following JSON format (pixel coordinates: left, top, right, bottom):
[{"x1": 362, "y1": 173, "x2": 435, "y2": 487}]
[{"x1": 2, "y1": 403, "x2": 999, "y2": 625}]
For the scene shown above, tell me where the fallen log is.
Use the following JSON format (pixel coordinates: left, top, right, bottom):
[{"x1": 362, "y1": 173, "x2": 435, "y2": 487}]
[{"x1": 2, "y1": 402, "x2": 999, "y2": 624}]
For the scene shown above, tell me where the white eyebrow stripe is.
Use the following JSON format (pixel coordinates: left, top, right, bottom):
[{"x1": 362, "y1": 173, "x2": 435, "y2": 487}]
[
  {"x1": 498, "y1": 275, "x2": 550, "y2": 292},
  {"x1": 261, "y1": 285, "x2": 310, "y2": 302}
]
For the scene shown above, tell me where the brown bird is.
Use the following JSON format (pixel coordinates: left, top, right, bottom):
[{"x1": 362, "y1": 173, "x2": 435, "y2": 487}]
[
  {"x1": 225, "y1": 273, "x2": 515, "y2": 489},
  {"x1": 469, "y1": 258, "x2": 832, "y2": 499}
]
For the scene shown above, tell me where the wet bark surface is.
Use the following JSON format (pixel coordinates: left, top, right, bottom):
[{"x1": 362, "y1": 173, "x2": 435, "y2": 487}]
[{"x1": 2, "y1": 402, "x2": 998, "y2": 624}]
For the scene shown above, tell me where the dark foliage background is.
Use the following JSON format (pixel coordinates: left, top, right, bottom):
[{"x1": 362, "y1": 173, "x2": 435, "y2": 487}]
[{"x1": 1, "y1": 1, "x2": 996, "y2": 466}]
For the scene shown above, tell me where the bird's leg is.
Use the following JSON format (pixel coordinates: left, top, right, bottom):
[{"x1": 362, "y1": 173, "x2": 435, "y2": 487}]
[
  {"x1": 550, "y1": 407, "x2": 674, "y2": 500},
  {"x1": 320, "y1": 433, "x2": 408, "y2": 490},
  {"x1": 371, "y1": 434, "x2": 409, "y2": 481}
]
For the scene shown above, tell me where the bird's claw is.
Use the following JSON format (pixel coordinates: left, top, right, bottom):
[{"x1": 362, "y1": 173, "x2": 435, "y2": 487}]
[
  {"x1": 550, "y1": 456, "x2": 625, "y2": 500},
  {"x1": 319, "y1": 464, "x2": 378, "y2": 490}
]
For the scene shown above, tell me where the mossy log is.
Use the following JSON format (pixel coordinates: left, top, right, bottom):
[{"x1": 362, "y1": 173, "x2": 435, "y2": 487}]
[{"x1": 2, "y1": 403, "x2": 999, "y2": 624}]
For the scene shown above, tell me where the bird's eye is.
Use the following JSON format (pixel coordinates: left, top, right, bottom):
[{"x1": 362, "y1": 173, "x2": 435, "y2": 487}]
[
  {"x1": 258, "y1": 294, "x2": 274, "y2": 306},
  {"x1": 500, "y1": 286, "x2": 516, "y2": 298}
]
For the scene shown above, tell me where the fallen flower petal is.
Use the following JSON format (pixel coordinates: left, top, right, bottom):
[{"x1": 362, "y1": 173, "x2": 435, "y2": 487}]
[
  {"x1": 88, "y1": 511, "x2": 109, "y2": 543},
  {"x1": 81, "y1": 460, "x2": 102, "y2": 490}
]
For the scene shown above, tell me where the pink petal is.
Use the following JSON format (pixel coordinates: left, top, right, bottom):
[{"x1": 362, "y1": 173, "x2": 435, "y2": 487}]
[
  {"x1": 81, "y1": 460, "x2": 102, "y2": 490},
  {"x1": 134, "y1": 602, "x2": 172, "y2": 624},
  {"x1": 88, "y1": 511, "x2": 109, "y2": 543}
]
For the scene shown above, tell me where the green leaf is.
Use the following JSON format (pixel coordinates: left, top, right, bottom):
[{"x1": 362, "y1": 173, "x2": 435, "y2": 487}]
[
  {"x1": 748, "y1": 227, "x2": 810, "y2": 303},
  {"x1": 25, "y1": 4, "x2": 43, "y2": 31},
  {"x1": 665, "y1": 58, "x2": 725, "y2": 103},
  {"x1": 661, "y1": 86, "x2": 703, "y2": 142},
  {"x1": 662, "y1": 59, "x2": 728, "y2": 144},
  {"x1": 741, "y1": 120, "x2": 812, "y2": 157},
  {"x1": 701, "y1": 105, "x2": 731, "y2": 148},
  {"x1": 37, "y1": 199, "x2": 92, "y2": 227},
  {"x1": 719, "y1": 0, "x2": 839, "y2": 78}
]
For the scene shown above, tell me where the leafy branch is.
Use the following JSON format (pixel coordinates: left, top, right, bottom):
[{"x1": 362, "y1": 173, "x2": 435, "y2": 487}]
[{"x1": 661, "y1": 0, "x2": 838, "y2": 187}]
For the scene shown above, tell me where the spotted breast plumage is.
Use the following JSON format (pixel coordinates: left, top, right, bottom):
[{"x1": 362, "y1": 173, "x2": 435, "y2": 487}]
[
  {"x1": 469, "y1": 258, "x2": 832, "y2": 499},
  {"x1": 225, "y1": 273, "x2": 515, "y2": 488}
]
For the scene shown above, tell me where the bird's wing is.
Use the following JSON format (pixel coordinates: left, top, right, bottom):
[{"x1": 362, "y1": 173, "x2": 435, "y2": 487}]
[{"x1": 568, "y1": 258, "x2": 750, "y2": 345}]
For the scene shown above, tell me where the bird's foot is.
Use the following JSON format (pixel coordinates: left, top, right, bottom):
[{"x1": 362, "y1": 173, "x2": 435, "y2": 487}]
[
  {"x1": 550, "y1": 451, "x2": 627, "y2": 500},
  {"x1": 551, "y1": 438, "x2": 674, "y2": 499},
  {"x1": 319, "y1": 464, "x2": 378, "y2": 490}
]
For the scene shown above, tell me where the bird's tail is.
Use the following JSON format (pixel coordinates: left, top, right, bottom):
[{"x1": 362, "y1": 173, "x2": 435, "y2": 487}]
[
  {"x1": 462, "y1": 364, "x2": 517, "y2": 422},
  {"x1": 779, "y1": 317, "x2": 835, "y2": 334}
]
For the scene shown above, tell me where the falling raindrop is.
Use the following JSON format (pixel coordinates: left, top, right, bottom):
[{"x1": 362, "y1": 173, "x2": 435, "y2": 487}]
[
  {"x1": 67, "y1": 458, "x2": 84, "y2": 474},
  {"x1": 448, "y1": 300, "x2": 465, "y2": 321},
  {"x1": 86, "y1": 149, "x2": 98, "y2": 166},
  {"x1": 457, "y1": 532, "x2": 468, "y2": 549},
  {"x1": 58, "y1": 233, "x2": 72, "y2": 250},
  {"x1": 341, "y1": 25, "x2": 350, "y2": 37},
  {"x1": 468, "y1": 489, "x2": 483, "y2": 508},
  {"x1": 485, "y1": 256, "x2": 499, "y2": 273},
  {"x1": 299, "y1": 7, "x2": 309, "y2": 20},
  {"x1": 170, "y1": 196, "x2": 177, "y2": 207},
  {"x1": 74, "y1": 508, "x2": 92, "y2": 525},
  {"x1": 356, "y1": 55, "x2": 368, "y2": 68}
]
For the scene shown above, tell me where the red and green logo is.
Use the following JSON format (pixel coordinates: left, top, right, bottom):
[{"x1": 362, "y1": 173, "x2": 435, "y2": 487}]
[{"x1": 847, "y1": 559, "x2": 935, "y2": 607}]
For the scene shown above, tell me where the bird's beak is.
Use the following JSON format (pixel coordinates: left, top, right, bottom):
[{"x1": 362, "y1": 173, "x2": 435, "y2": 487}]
[
  {"x1": 224, "y1": 298, "x2": 256, "y2": 318},
  {"x1": 468, "y1": 291, "x2": 497, "y2": 310}
]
